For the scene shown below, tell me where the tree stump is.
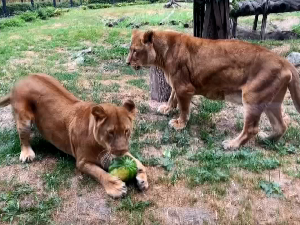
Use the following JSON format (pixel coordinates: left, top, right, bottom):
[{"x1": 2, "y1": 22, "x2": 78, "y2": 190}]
[{"x1": 150, "y1": 66, "x2": 171, "y2": 102}]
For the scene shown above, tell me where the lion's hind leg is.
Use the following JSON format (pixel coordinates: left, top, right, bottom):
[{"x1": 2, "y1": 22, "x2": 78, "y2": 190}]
[
  {"x1": 222, "y1": 103, "x2": 263, "y2": 150},
  {"x1": 258, "y1": 86, "x2": 289, "y2": 142},
  {"x1": 14, "y1": 103, "x2": 35, "y2": 163}
]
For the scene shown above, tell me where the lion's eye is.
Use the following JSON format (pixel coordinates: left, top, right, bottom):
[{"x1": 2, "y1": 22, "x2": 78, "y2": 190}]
[
  {"x1": 125, "y1": 129, "x2": 130, "y2": 136},
  {"x1": 108, "y1": 130, "x2": 114, "y2": 137}
]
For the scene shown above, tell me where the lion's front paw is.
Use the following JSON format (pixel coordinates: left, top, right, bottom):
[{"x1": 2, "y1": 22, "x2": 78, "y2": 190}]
[
  {"x1": 19, "y1": 147, "x2": 36, "y2": 163},
  {"x1": 169, "y1": 118, "x2": 186, "y2": 130},
  {"x1": 157, "y1": 104, "x2": 172, "y2": 115},
  {"x1": 104, "y1": 176, "x2": 127, "y2": 198},
  {"x1": 222, "y1": 139, "x2": 240, "y2": 150},
  {"x1": 136, "y1": 171, "x2": 148, "y2": 191}
]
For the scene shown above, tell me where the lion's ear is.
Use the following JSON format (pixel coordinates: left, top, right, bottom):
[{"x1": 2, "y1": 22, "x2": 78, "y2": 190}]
[
  {"x1": 92, "y1": 105, "x2": 107, "y2": 121},
  {"x1": 143, "y1": 30, "x2": 154, "y2": 44},
  {"x1": 123, "y1": 100, "x2": 136, "y2": 114}
]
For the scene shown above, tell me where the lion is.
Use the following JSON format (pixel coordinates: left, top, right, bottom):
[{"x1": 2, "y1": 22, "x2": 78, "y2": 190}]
[
  {"x1": 0, "y1": 73, "x2": 148, "y2": 198},
  {"x1": 126, "y1": 29, "x2": 300, "y2": 150}
]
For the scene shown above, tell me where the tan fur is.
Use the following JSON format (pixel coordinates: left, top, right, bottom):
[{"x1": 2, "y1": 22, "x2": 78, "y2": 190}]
[
  {"x1": 127, "y1": 30, "x2": 300, "y2": 149},
  {"x1": 0, "y1": 73, "x2": 148, "y2": 197}
]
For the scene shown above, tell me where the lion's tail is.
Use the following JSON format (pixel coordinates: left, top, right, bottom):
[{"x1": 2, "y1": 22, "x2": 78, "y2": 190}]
[
  {"x1": 288, "y1": 65, "x2": 300, "y2": 113},
  {"x1": 0, "y1": 94, "x2": 11, "y2": 108}
]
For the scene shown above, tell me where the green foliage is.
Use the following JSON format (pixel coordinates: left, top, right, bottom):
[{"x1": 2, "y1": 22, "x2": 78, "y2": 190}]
[
  {"x1": 117, "y1": 197, "x2": 153, "y2": 212},
  {"x1": 0, "y1": 129, "x2": 21, "y2": 165},
  {"x1": 86, "y1": 1, "x2": 150, "y2": 9},
  {"x1": 137, "y1": 103, "x2": 150, "y2": 114},
  {"x1": 19, "y1": 11, "x2": 38, "y2": 22},
  {"x1": 0, "y1": 3, "x2": 32, "y2": 17},
  {"x1": 42, "y1": 157, "x2": 76, "y2": 191},
  {"x1": 0, "y1": 181, "x2": 60, "y2": 224},
  {"x1": 161, "y1": 128, "x2": 190, "y2": 147},
  {"x1": 186, "y1": 149, "x2": 280, "y2": 187},
  {"x1": 126, "y1": 78, "x2": 149, "y2": 91},
  {"x1": 259, "y1": 180, "x2": 283, "y2": 197},
  {"x1": 37, "y1": 7, "x2": 56, "y2": 20},
  {"x1": 0, "y1": 17, "x2": 25, "y2": 30},
  {"x1": 87, "y1": 3, "x2": 111, "y2": 9},
  {"x1": 292, "y1": 24, "x2": 300, "y2": 35}
]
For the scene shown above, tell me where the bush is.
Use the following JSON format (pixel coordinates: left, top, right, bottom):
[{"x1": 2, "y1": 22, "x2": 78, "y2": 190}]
[
  {"x1": 19, "y1": 11, "x2": 38, "y2": 22},
  {"x1": 37, "y1": 7, "x2": 56, "y2": 20},
  {"x1": 87, "y1": 3, "x2": 111, "y2": 9},
  {"x1": 0, "y1": 3, "x2": 32, "y2": 17},
  {"x1": 0, "y1": 1, "x2": 78, "y2": 17},
  {"x1": 88, "y1": 0, "x2": 135, "y2": 3},
  {"x1": 0, "y1": 17, "x2": 25, "y2": 29}
]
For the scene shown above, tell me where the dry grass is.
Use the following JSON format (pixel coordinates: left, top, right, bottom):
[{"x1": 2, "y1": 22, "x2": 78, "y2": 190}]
[{"x1": 0, "y1": 4, "x2": 300, "y2": 225}]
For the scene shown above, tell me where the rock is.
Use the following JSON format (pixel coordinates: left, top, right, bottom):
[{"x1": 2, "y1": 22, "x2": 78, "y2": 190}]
[
  {"x1": 163, "y1": 207, "x2": 215, "y2": 225},
  {"x1": 183, "y1": 23, "x2": 189, "y2": 28},
  {"x1": 286, "y1": 52, "x2": 300, "y2": 65},
  {"x1": 117, "y1": 17, "x2": 127, "y2": 23},
  {"x1": 75, "y1": 56, "x2": 85, "y2": 65},
  {"x1": 159, "y1": 22, "x2": 164, "y2": 26},
  {"x1": 121, "y1": 43, "x2": 130, "y2": 49},
  {"x1": 170, "y1": 20, "x2": 178, "y2": 25},
  {"x1": 132, "y1": 24, "x2": 140, "y2": 29},
  {"x1": 106, "y1": 22, "x2": 114, "y2": 27}
]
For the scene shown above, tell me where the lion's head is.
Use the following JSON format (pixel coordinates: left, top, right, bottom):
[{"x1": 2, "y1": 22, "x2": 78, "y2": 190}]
[
  {"x1": 126, "y1": 30, "x2": 156, "y2": 70},
  {"x1": 91, "y1": 100, "x2": 136, "y2": 157}
]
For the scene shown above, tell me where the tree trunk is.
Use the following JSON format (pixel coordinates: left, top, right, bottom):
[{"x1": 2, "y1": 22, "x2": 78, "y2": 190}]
[
  {"x1": 194, "y1": 0, "x2": 231, "y2": 39},
  {"x1": 2, "y1": 0, "x2": 7, "y2": 17},
  {"x1": 150, "y1": 66, "x2": 171, "y2": 102}
]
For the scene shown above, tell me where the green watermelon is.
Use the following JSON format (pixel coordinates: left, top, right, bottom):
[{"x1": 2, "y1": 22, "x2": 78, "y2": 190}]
[{"x1": 108, "y1": 156, "x2": 138, "y2": 182}]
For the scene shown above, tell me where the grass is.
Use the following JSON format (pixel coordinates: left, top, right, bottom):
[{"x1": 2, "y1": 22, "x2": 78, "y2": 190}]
[
  {"x1": 126, "y1": 78, "x2": 149, "y2": 91},
  {"x1": 42, "y1": 157, "x2": 76, "y2": 191},
  {"x1": 0, "y1": 180, "x2": 60, "y2": 224},
  {"x1": 0, "y1": 3, "x2": 300, "y2": 225},
  {"x1": 185, "y1": 148, "x2": 280, "y2": 187}
]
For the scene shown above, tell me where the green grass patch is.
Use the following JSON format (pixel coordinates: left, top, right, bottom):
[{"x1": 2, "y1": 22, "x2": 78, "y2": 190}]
[
  {"x1": 259, "y1": 180, "x2": 283, "y2": 198},
  {"x1": 0, "y1": 180, "x2": 60, "y2": 224},
  {"x1": 126, "y1": 78, "x2": 149, "y2": 91},
  {"x1": 117, "y1": 196, "x2": 153, "y2": 212},
  {"x1": 0, "y1": 129, "x2": 20, "y2": 165},
  {"x1": 42, "y1": 157, "x2": 76, "y2": 191},
  {"x1": 185, "y1": 148, "x2": 280, "y2": 187}
]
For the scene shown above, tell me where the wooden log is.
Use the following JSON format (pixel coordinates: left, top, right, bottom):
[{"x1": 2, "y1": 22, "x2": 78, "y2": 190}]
[
  {"x1": 225, "y1": 0, "x2": 231, "y2": 38},
  {"x1": 232, "y1": 17, "x2": 237, "y2": 38},
  {"x1": 202, "y1": 1, "x2": 212, "y2": 38},
  {"x1": 213, "y1": 0, "x2": 224, "y2": 38},
  {"x1": 260, "y1": 0, "x2": 270, "y2": 40},
  {"x1": 200, "y1": 3, "x2": 205, "y2": 37},
  {"x1": 253, "y1": 14, "x2": 259, "y2": 31}
]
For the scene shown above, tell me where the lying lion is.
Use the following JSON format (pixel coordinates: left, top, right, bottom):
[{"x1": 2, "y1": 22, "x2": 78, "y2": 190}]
[
  {"x1": 0, "y1": 73, "x2": 148, "y2": 198},
  {"x1": 126, "y1": 30, "x2": 300, "y2": 149}
]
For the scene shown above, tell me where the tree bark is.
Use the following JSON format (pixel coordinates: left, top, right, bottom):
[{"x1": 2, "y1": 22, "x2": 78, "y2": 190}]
[
  {"x1": 196, "y1": 0, "x2": 231, "y2": 39},
  {"x1": 150, "y1": 66, "x2": 171, "y2": 102},
  {"x1": 2, "y1": 0, "x2": 7, "y2": 17}
]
